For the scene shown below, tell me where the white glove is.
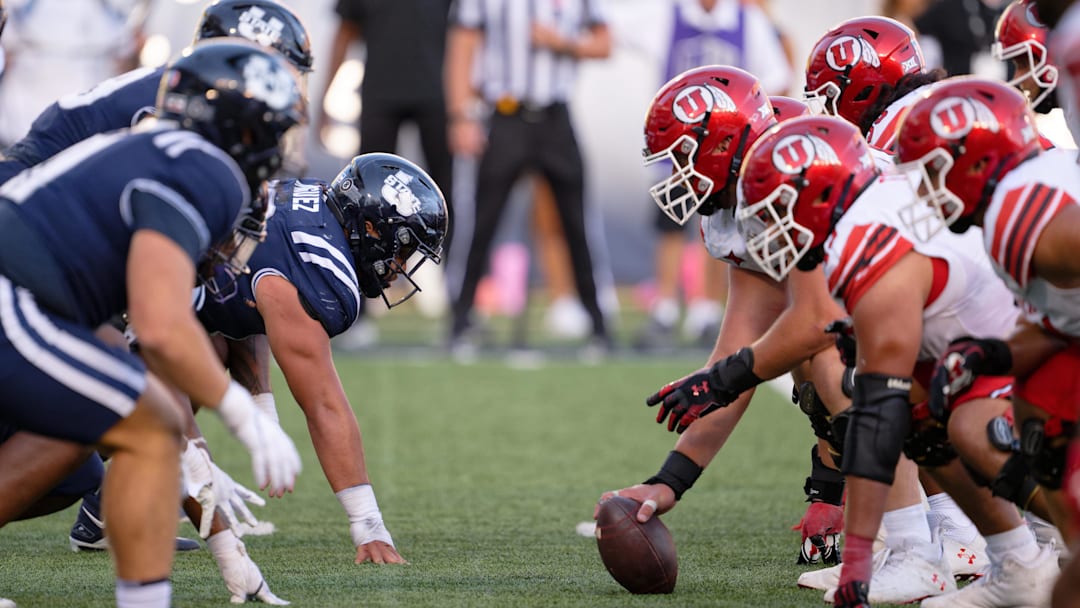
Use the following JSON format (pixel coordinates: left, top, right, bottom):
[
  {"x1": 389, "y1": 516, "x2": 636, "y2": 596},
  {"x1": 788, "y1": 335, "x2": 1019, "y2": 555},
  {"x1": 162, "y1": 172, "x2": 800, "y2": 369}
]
[
  {"x1": 182, "y1": 439, "x2": 267, "y2": 538},
  {"x1": 208, "y1": 531, "x2": 289, "y2": 605},
  {"x1": 215, "y1": 382, "x2": 301, "y2": 496}
]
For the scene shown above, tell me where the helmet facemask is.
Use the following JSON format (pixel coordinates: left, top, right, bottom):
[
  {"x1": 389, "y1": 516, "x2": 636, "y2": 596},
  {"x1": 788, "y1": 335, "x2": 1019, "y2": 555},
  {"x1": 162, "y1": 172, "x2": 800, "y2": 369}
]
[
  {"x1": 737, "y1": 183, "x2": 815, "y2": 282},
  {"x1": 803, "y1": 80, "x2": 843, "y2": 117},
  {"x1": 644, "y1": 134, "x2": 716, "y2": 225},
  {"x1": 352, "y1": 220, "x2": 441, "y2": 309},
  {"x1": 992, "y1": 39, "x2": 1058, "y2": 110},
  {"x1": 198, "y1": 186, "x2": 276, "y2": 302},
  {"x1": 896, "y1": 148, "x2": 964, "y2": 242}
]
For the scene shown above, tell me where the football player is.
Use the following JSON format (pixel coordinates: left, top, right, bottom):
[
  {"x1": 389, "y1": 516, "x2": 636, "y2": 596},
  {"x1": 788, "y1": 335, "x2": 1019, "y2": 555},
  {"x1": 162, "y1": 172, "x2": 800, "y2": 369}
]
[
  {"x1": 595, "y1": 64, "x2": 862, "y2": 571},
  {"x1": 194, "y1": 152, "x2": 448, "y2": 565},
  {"x1": 0, "y1": 0, "x2": 313, "y2": 185},
  {"x1": 0, "y1": 40, "x2": 305, "y2": 607},
  {"x1": 736, "y1": 112, "x2": 1059, "y2": 608},
  {"x1": 895, "y1": 76, "x2": 1080, "y2": 608},
  {"x1": 993, "y1": 0, "x2": 1075, "y2": 147}
]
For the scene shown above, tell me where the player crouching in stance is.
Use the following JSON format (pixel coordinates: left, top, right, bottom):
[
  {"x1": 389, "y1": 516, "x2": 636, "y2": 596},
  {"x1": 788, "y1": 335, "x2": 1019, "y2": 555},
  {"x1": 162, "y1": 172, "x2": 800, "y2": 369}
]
[
  {"x1": 895, "y1": 76, "x2": 1079, "y2": 608},
  {"x1": 194, "y1": 152, "x2": 449, "y2": 565},
  {"x1": 734, "y1": 113, "x2": 1059, "y2": 607},
  {"x1": 0, "y1": 39, "x2": 305, "y2": 607}
]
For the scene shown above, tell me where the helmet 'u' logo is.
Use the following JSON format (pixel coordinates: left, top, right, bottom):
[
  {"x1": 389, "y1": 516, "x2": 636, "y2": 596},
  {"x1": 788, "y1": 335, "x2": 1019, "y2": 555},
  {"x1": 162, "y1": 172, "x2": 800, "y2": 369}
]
[
  {"x1": 672, "y1": 84, "x2": 735, "y2": 124},
  {"x1": 825, "y1": 36, "x2": 880, "y2": 71},
  {"x1": 930, "y1": 98, "x2": 976, "y2": 139},
  {"x1": 773, "y1": 135, "x2": 815, "y2": 174}
]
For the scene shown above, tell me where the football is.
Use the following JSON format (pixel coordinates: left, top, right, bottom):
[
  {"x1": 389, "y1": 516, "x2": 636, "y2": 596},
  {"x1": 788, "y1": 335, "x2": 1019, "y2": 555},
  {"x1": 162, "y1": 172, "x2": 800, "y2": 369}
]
[{"x1": 594, "y1": 496, "x2": 678, "y2": 594}]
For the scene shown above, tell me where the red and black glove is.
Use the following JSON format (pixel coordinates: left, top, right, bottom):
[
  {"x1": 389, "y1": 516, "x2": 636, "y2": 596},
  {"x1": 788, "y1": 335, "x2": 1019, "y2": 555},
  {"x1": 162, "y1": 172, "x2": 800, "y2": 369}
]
[
  {"x1": 928, "y1": 336, "x2": 1012, "y2": 423},
  {"x1": 647, "y1": 348, "x2": 761, "y2": 433},
  {"x1": 825, "y1": 318, "x2": 857, "y2": 368},
  {"x1": 793, "y1": 502, "x2": 844, "y2": 565}
]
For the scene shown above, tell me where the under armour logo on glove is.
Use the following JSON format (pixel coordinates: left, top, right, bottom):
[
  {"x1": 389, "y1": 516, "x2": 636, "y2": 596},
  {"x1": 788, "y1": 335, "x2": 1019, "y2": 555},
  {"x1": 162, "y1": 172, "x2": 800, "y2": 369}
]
[{"x1": 647, "y1": 372, "x2": 725, "y2": 434}]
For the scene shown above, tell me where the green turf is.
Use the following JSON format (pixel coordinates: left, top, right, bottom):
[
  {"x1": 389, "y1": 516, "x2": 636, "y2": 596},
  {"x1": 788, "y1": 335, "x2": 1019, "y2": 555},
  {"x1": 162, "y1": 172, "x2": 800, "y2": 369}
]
[{"x1": 0, "y1": 355, "x2": 891, "y2": 607}]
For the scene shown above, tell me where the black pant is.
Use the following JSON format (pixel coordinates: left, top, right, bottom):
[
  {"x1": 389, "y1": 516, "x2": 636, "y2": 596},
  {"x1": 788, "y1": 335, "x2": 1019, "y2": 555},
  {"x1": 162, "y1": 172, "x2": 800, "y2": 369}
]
[
  {"x1": 359, "y1": 98, "x2": 455, "y2": 258},
  {"x1": 451, "y1": 104, "x2": 607, "y2": 339}
]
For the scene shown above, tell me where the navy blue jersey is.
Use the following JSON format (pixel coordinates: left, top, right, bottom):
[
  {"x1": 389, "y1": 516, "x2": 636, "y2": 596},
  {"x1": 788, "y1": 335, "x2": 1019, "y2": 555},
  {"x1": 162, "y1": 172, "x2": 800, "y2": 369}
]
[
  {"x1": 0, "y1": 67, "x2": 162, "y2": 184},
  {"x1": 0, "y1": 123, "x2": 249, "y2": 327},
  {"x1": 197, "y1": 179, "x2": 362, "y2": 340}
]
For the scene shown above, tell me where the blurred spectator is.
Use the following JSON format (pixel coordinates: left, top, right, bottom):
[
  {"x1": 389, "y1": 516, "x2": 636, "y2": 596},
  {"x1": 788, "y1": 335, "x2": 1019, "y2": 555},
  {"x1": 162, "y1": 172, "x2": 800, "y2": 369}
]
[
  {"x1": 318, "y1": 0, "x2": 454, "y2": 349},
  {"x1": 915, "y1": 0, "x2": 1004, "y2": 75},
  {"x1": 0, "y1": 0, "x2": 149, "y2": 145},
  {"x1": 881, "y1": 0, "x2": 938, "y2": 67},
  {"x1": 445, "y1": 0, "x2": 614, "y2": 357},
  {"x1": 636, "y1": 0, "x2": 793, "y2": 351}
]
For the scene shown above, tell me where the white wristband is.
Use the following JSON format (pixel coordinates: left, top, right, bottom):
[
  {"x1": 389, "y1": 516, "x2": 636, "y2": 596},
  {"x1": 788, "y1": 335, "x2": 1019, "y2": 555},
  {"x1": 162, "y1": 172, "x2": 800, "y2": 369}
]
[
  {"x1": 252, "y1": 393, "x2": 278, "y2": 425},
  {"x1": 215, "y1": 381, "x2": 254, "y2": 433},
  {"x1": 336, "y1": 484, "x2": 393, "y2": 547}
]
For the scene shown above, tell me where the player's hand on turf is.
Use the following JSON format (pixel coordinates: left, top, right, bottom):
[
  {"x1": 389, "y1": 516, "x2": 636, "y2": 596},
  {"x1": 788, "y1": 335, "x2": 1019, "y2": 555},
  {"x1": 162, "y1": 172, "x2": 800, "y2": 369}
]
[
  {"x1": 792, "y1": 501, "x2": 844, "y2": 565},
  {"x1": 351, "y1": 516, "x2": 407, "y2": 564},
  {"x1": 215, "y1": 535, "x2": 290, "y2": 605},
  {"x1": 215, "y1": 382, "x2": 302, "y2": 497},
  {"x1": 355, "y1": 540, "x2": 407, "y2": 565},
  {"x1": 595, "y1": 484, "x2": 676, "y2": 523},
  {"x1": 928, "y1": 336, "x2": 1011, "y2": 423},
  {"x1": 647, "y1": 368, "x2": 728, "y2": 433}
]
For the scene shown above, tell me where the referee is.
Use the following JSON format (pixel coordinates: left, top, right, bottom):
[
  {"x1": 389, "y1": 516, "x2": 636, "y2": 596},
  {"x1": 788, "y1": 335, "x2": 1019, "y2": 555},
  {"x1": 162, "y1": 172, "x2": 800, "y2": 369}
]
[{"x1": 445, "y1": 0, "x2": 612, "y2": 352}]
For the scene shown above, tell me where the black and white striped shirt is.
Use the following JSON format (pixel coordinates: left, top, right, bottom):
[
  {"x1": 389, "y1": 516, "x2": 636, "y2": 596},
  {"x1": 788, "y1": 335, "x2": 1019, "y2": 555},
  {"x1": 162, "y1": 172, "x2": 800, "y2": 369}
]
[{"x1": 452, "y1": 0, "x2": 606, "y2": 107}]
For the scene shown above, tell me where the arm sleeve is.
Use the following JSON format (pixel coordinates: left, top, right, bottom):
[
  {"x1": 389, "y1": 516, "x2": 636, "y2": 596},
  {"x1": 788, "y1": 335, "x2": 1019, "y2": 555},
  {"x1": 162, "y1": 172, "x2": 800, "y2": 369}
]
[{"x1": 126, "y1": 186, "x2": 210, "y2": 263}]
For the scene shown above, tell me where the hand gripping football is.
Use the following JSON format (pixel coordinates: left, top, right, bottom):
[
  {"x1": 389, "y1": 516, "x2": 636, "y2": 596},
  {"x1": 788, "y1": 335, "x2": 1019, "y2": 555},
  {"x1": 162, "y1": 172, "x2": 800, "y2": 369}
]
[{"x1": 594, "y1": 496, "x2": 678, "y2": 594}]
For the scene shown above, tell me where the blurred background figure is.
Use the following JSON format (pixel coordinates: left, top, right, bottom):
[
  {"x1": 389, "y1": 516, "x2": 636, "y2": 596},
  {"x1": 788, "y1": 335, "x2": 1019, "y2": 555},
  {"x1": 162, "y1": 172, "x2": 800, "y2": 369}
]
[
  {"x1": 913, "y1": 0, "x2": 1006, "y2": 77},
  {"x1": 318, "y1": 0, "x2": 454, "y2": 349},
  {"x1": 880, "y1": 0, "x2": 937, "y2": 66},
  {"x1": 445, "y1": 0, "x2": 614, "y2": 359},
  {"x1": 634, "y1": 0, "x2": 793, "y2": 352},
  {"x1": 0, "y1": 0, "x2": 150, "y2": 145}
]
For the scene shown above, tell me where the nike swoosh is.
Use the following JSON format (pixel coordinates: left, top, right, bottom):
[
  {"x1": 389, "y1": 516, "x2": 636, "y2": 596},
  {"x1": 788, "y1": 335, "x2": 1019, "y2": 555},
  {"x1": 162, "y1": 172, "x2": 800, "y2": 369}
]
[{"x1": 81, "y1": 506, "x2": 105, "y2": 529}]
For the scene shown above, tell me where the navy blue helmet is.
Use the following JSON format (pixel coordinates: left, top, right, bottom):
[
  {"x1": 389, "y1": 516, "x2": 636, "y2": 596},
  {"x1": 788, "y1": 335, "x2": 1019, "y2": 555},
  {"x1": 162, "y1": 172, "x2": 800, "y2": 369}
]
[
  {"x1": 326, "y1": 154, "x2": 448, "y2": 307},
  {"x1": 195, "y1": 0, "x2": 313, "y2": 72}
]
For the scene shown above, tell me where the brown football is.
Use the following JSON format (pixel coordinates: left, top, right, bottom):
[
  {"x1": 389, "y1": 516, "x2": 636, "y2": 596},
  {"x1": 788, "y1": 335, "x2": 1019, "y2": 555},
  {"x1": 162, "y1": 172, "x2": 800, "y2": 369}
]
[{"x1": 594, "y1": 496, "x2": 678, "y2": 594}]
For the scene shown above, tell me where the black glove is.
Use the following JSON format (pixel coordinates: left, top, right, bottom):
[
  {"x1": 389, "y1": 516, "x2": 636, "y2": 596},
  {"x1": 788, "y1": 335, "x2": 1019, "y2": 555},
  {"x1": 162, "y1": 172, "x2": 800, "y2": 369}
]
[
  {"x1": 928, "y1": 337, "x2": 1012, "y2": 423},
  {"x1": 646, "y1": 347, "x2": 761, "y2": 433},
  {"x1": 825, "y1": 318, "x2": 856, "y2": 368}
]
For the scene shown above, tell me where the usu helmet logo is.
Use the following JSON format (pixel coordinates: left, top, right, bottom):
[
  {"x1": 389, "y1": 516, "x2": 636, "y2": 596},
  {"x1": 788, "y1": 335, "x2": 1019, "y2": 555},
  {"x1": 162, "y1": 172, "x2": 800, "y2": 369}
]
[
  {"x1": 242, "y1": 54, "x2": 296, "y2": 111},
  {"x1": 929, "y1": 97, "x2": 999, "y2": 139},
  {"x1": 238, "y1": 7, "x2": 285, "y2": 47},
  {"x1": 383, "y1": 171, "x2": 422, "y2": 216},
  {"x1": 825, "y1": 36, "x2": 881, "y2": 71},
  {"x1": 672, "y1": 84, "x2": 736, "y2": 123},
  {"x1": 772, "y1": 133, "x2": 839, "y2": 174}
]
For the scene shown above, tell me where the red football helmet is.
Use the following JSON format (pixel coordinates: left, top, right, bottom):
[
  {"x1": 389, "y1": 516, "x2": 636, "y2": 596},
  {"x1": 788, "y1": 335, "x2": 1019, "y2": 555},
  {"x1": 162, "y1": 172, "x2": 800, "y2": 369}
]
[
  {"x1": 804, "y1": 17, "x2": 925, "y2": 127},
  {"x1": 643, "y1": 65, "x2": 776, "y2": 225},
  {"x1": 993, "y1": 0, "x2": 1058, "y2": 109},
  {"x1": 894, "y1": 77, "x2": 1040, "y2": 240},
  {"x1": 736, "y1": 116, "x2": 880, "y2": 281},
  {"x1": 769, "y1": 96, "x2": 811, "y2": 122}
]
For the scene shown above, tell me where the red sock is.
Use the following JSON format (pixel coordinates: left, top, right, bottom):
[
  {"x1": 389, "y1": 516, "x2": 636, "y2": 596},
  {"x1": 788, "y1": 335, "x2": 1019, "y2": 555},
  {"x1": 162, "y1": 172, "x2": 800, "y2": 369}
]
[{"x1": 838, "y1": 533, "x2": 874, "y2": 587}]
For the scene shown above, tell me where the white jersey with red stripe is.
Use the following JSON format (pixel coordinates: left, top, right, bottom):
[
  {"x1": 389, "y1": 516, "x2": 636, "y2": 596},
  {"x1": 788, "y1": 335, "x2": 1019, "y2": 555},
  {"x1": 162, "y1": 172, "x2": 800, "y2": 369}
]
[
  {"x1": 824, "y1": 174, "x2": 1020, "y2": 361},
  {"x1": 1050, "y1": 4, "x2": 1080, "y2": 149},
  {"x1": 865, "y1": 86, "x2": 931, "y2": 154},
  {"x1": 982, "y1": 149, "x2": 1080, "y2": 339},
  {"x1": 700, "y1": 204, "x2": 770, "y2": 275}
]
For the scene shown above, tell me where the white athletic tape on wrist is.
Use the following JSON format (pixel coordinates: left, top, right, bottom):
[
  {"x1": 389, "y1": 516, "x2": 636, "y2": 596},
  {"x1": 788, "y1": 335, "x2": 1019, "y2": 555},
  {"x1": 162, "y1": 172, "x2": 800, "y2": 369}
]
[
  {"x1": 336, "y1": 484, "x2": 394, "y2": 548},
  {"x1": 252, "y1": 393, "x2": 279, "y2": 425}
]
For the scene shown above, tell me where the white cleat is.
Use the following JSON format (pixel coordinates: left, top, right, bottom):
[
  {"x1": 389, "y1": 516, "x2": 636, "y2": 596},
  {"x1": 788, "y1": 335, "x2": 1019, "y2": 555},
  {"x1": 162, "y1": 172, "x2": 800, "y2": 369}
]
[
  {"x1": 798, "y1": 547, "x2": 891, "y2": 591},
  {"x1": 824, "y1": 543, "x2": 955, "y2": 604},
  {"x1": 919, "y1": 542, "x2": 1059, "y2": 608},
  {"x1": 942, "y1": 533, "x2": 990, "y2": 580}
]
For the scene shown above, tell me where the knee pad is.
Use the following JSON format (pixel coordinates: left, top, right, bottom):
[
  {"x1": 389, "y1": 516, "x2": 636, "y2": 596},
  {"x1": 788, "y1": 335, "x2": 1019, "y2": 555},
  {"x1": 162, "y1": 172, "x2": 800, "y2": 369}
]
[
  {"x1": 841, "y1": 374, "x2": 912, "y2": 485},
  {"x1": 805, "y1": 445, "x2": 845, "y2": 506},
  {"x1": 1021, "y1": 418, "x2": 1074, "y2": 490},
  {"x1": 991, "y1": 451, "x2": 1041, "y2": 510},
  {"x1": 902, "y1": 420, "x2": 957, "y2": 467}
]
